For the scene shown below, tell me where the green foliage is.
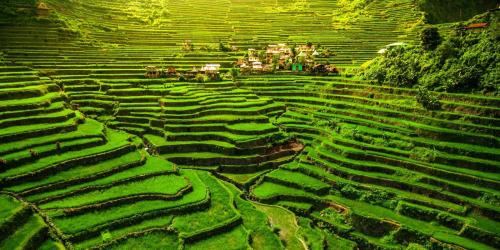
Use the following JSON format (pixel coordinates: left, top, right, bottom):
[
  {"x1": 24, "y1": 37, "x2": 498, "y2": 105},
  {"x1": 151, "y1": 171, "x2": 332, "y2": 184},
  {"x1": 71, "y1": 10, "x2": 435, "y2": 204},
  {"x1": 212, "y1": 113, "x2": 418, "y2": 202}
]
[
  {"x1": 271, "y1": 0, "x2": 310, "y2": 13},
  {"x1": 219, "y1": 41, "x2": 230, "y2": 52},
  {"x1": 363, "y1": 46, "x2": 421, "y2": 88},
  {"x1": 340, "y1": 184, "x2": 363, "y2": 199},
  {"x1": 195, "y1": 73, "x2": 206, "y2": 83},
  {"x1": 406, "y1": 243, "x2": 427, "y2": 250},
  {"x1": 0, "y1": 52, "x2": 6, "y2": 65},
  {"x1": 319, "y1": 208, "x2": 346, "y2": 224},
  {"x1": 410, "y1": 147, "x2": 437, "y2": 162},
  {"x1": 229, "y1": 68, "x2": 239, "y2": 80},
  {"x1": 0, "y1": 0, "x2": 37, "y2": 23},
  {"x1": 105, "y1": 231, "x2": 178, "y2": 250},
  {"x1": 183, "y1": 40, "x2": 194, "y2": 52},
  {"x1": 362, "y1": 13, "x2": 500, "y2": 94},
  {"x1": 417, "y1": 0, "x2": 497, "y2": 24},
  {"x1": 331, "y1": 0, "x2": 374, "y2": 29},
  {"x1": 178, "y1": 74, "x2": 187, "y2": 82},
  {"x1": 421, "y1": 27, "x2": 442, "y2": 50},
  {"x1": 415, "y1": 86, "x2": 441, "y2": 110}
]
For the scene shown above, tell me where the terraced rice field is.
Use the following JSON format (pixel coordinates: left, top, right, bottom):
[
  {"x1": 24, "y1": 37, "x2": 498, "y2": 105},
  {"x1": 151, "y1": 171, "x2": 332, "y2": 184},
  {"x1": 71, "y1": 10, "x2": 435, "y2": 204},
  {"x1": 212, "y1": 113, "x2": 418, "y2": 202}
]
[{"x1": 0, "y1": 0, "x2": 499, "y2": 249}]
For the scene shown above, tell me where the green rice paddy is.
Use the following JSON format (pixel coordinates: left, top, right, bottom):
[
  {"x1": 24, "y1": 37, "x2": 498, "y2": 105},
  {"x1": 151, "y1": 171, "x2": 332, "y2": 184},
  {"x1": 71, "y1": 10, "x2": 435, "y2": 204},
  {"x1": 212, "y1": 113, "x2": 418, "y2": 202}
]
[{"x1": 0, "y1": 0, "x2": 498, "y2": 249}]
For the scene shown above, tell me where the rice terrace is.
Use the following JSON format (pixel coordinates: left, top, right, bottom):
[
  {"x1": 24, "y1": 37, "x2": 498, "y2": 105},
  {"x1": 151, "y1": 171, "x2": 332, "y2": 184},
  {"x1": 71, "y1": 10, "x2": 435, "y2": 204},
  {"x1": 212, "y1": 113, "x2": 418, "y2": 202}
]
[{"x1": 0, "y1": 0, "x2": 499, "y2": 249}]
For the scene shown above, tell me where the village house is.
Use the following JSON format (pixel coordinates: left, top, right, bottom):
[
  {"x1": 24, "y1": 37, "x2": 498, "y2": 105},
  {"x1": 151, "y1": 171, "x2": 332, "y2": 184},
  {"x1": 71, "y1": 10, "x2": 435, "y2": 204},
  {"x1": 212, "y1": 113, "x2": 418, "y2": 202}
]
[
  {"x1": 296, "y1": 44, "x2": 316, "y2": 54},
  {"x1": 252, "y1": 61, "x2": 263, "y2": 71},
  {"x1": 201, "y1": 64, "x2": 221, "y2": 74},
  {"x1": 200, "y1": 64, "x2": 221, "y2": 80},
  {"x1": 144, "y1": 66, "x2": 160, "y2": 78},
  {"x1": 165, "y1": 66, "x2": 177, "y2": 76},
  {"x1": 248, "y1": 49, "x2": 259, "y2": 62},
  {"x1": 266, "y1": 43, "x2": 291, "y2": 65},
  {"x1": 184, "y1": 66, "x2": 199, "y2": 79},
  {"x1": 296, "y1": 44, "x2": 320, "y2": 66}
]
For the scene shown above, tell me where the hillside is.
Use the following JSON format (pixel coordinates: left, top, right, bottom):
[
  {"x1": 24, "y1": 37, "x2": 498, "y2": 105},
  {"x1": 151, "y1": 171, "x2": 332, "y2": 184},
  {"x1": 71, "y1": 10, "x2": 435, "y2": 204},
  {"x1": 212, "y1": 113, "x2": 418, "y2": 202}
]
[
  {"x1": 0, "y1": 1, "x2": 499, "y2": 250},
  {"x1": 417, "y1": 0, "x2": 498, "y2": 24}
]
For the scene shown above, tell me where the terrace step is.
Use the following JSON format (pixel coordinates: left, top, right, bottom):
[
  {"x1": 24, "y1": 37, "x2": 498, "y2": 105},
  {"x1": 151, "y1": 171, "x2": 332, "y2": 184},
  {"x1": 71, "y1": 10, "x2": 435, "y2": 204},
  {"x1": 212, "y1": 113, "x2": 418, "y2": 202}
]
[{"x1": 0, "y1": 214, "x2": 48, "y2": 250}]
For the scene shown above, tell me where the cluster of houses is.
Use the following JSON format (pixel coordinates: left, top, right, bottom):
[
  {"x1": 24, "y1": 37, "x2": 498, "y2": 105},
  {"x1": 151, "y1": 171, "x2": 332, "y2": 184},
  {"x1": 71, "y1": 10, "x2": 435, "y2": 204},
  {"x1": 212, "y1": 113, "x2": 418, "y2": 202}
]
[
  {"x1": 143, "y1": 43, "x2": 344, "y2": 80},
  {"x1": 236, "y1": 43, "x2": 337, "y2": 74},
  {"x1": 144, "y1": 64, "x2": 221, "y2": 79}
]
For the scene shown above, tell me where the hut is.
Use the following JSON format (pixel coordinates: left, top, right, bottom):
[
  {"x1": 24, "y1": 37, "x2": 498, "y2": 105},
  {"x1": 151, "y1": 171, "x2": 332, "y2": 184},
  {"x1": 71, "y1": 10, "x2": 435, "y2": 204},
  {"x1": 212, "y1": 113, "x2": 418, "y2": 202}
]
[
  {"x1": 297, "y1": 44, "x2": 316, "y2": 55},
  {"x1": 36, "y1": 2, "x2": 51, "y2": 18},
  {"x1": 144, "y1": 66, "x2": 160, "y2": 78},
  {"x1": 201, "y1": 64, "x2": 220, "y2": 75},
  {"x1": 311, "y1": 64, "x2": 328, "y2": 75},
  {"x1": 248, "y1": 49, "x2": 259, "y2": 62},
  {"x1": 200, "y1": 64, "x2": 221, "y2": 80},
  {"x1": 185, "y1": 66, "x2": 199, "y2": 79},
  {"x1": 252, "y1": 61, "x2": 263, "y2": 71},
  {"x1": 327, "y1": 65, "x2": 340, "y2": 74},
  {"x1": 165, "y1": 66, "x2": 177, "y2": 76},
  {"x1": 236, "y1": 58, "x2": 246, "y2": 67}
]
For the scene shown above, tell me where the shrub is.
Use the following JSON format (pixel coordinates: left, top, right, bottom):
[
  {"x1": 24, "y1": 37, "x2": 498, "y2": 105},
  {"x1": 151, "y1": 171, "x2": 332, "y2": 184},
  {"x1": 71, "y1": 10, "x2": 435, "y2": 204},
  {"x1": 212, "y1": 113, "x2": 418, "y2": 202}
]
[
  {"x1": 209, "y1": 73, "x2": 222, "y2": 82},
  {"x1": 340, "y1": 185, "x2": 362, "y2": 199},
  {"x1": 363, "y1": 46, "x2": 421, "y2": 87},
  {"x1": 410, "y1": 146, "x2": 437, "y2": 162},
  {"x1": 182, "y1": 40, "x2": 194, "y2": 51},
  {"x1": 360, "y1": 190, "x2": 395, "y2": 208},
  {"x1": 0, "y1": 52, "x2": 5, "y2": 65},
  {"x1": 178, "y1": 74, "x2": 186, "y2": 82},
  {"x1": 362, "y1": 13, "x2": 499, "y2": 94},
  {"x1": 219, "y1": 41, "x2": 231, "y2": 52},
  {"x1": 0, "y1": 158, "x2": 7, "y2": 167},
  {"x1": 480, "y1": 63, "x2": 500, "y2": 93},
  {"x1": 441, "y1": 62, "x2": 481, "y2": 92},
  {"x1": 195, "y1": 74, "x2": 206, "y2": 83},
  {"x1": 415, "y1": 86, "x2": 441, "y2": 110},
  {"x1": 421, "y1": 27, "x2": 442, "y2": 50},
  {"x1": 29, "y1": 149, "x2": 39, "y2": 158},
  {"x1": 230, "y1": 68, "x2": 240, "y2": 80}
]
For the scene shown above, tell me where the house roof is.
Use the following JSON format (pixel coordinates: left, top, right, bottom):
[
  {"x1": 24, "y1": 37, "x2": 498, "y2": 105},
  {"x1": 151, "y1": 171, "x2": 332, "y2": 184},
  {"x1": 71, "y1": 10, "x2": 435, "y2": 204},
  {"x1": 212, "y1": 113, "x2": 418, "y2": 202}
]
[
  {"x1": 377, "y1": 48, "x2": 387, "y2": 54},
  {"x1": 464, "y1": 23, "x2": 489, "y2": 29},
  {"x1": 386, "y1": 42, "x2": 407, "y2": 47},
  {"x1": 37, "y1": 2, "x2": 50, "y2": 10}
]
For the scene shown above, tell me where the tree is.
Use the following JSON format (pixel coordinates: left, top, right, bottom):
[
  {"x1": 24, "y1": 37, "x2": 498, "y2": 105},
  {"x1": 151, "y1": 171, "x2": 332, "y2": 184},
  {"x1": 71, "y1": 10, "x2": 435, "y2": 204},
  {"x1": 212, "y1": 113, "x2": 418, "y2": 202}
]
[
  {"x1": 0, "y1": 52, "x2": 5, "y2": 66},
  {"x1": 421, "y1": 27, "x2": 442, "y2": 51},
  {"x1": 416, "y1": 86, "x2": 441, "y2": 110},
  {"x1": 219, "y1": 41, "x2": 230, "y2": 52},
  {"x1": 290, "y1": 44, "x2": 297, "y2": 59},
  {"x1": 182, "y1": 40, "x2": 194, "y2": 51},
  {"x1": 230, "y1": 68, "x2": 239, "y2": 80},
  {"x1": 195, "y1": 73, "x2": 206, "y2": 83}
]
